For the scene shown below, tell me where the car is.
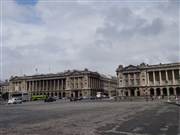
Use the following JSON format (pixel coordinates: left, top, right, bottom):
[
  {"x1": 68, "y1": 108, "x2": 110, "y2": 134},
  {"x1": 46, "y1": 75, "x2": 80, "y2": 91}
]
[
  {"x1": 83, "y1": 96, "x2": 88, "y2": 99},
  {"x1": 77, "y1": 97, "x2": 83, "y2": 100},
  {"x1": 62, "y1": 97, "x2": 67, "y2": 100},
  {"x1": 89, "y1": 96, "x2": 96, "y2": 100},
  {"x1": 70, "y1": 97, "x2": 77, "y2": 102},
  {"x1": 8, "y1": 98, "x2": 22, "y2": 104},
  {"x1": 44, "y1": 97, "x2": 56, "y2": 102},
  {"x1": 53, "y1": 96, "x2": 59, "y2": 100}
]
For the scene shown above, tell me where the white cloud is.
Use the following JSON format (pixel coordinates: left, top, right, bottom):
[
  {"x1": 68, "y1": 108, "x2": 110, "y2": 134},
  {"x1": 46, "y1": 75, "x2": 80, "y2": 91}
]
[{"x1": 1, "y1": 1, "x2": 179, "y2": 80}]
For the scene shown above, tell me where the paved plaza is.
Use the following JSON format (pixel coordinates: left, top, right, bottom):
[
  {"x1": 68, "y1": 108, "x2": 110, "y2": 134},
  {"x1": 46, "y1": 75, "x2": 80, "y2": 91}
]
[{"x1": 1, "y1": 100, "x2": 180, "y2": 135}]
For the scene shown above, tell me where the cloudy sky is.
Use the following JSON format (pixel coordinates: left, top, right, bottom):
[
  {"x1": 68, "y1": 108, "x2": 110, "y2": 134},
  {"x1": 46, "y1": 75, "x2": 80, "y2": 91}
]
[{"x1": 0, "y1": 0, "x2": 179, "y2": 80}]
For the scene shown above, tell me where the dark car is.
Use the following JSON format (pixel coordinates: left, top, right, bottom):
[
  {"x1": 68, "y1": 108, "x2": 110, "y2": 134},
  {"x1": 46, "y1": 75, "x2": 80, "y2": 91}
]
[
  {"x1": 44, "y1": 97, "x2": 56, "y2": 102},
  {"x1": 89, "y1": 96, "x2": 96, "y2": 100},
  {"x1": 77, "y1": 97, "x2": 83, "y2": 100},
  {"x1": 70, "y1": 97, "x2": 77, "y2": 102}
]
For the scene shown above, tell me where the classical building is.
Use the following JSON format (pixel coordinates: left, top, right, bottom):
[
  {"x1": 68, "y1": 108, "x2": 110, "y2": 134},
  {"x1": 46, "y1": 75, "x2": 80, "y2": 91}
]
[
  {"x1": 116, "y1": 62, "x2": 180, "y2": 97},
  {"x1": 0, "y1": 80, "x2": 9, "y2": 95},
  {"x1": 8, "y1": 69, "x2": 117, "y2": 98}
]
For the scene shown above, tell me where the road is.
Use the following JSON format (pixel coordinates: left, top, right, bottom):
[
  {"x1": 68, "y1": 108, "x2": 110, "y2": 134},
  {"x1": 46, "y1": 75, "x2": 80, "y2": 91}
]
[{"x1": 0, "y1": 100, "x2": 179, "y2": 135}]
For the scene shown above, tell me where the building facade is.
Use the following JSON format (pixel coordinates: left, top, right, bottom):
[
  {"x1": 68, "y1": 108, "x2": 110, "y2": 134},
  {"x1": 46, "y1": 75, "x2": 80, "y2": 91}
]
[
  {"x1": 116, "y1": 62, "x2": 180, "y2": 97},
  {"x1": 0, "y1": 80, "x2": 9, "y2": 95},
  {"x1": 8, "y1": 69, "x2": 117, "y2": 98}
]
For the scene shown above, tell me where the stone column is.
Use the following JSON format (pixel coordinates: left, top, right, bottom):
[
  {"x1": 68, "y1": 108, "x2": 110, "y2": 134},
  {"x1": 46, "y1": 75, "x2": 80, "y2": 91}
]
[
  {"x1": 62, "y1": 79, "x2": 64, "y2": 90},
  {"x1": 128, "y1": 74, "x2": 130, "y2": 86},
  {"x1": 31, "y1": 81, "x2": 33, "y2": 92},
  {"x1": 147, "y1": 72, "x2": 149, "y2": 86},
  {"x1": 32, "y1": 81, "x2": 35, "y2": 93},
  {"x1": 159, "y1": 71, "x2": 162, "y2": 85},
  {"x1": 54, "y1": 80, "x2": 56, "y2": 91},
  {"x1": 89, "y1": 76, "x2": 91, "y2": 89},
  {"x1": 42, "y1": 80, "x2": 45, "y2": 91},
  {"x1": 57, "y1": 80, "x2": 59, "y2": 90},
  {"x1": 46, "y1": 80, "x2": 48, "y2": 91},
  {"x1": 35, "y1": 81, "x2": 38, "y2": 93},
  {"x1": 35, "y1": 81, "x2": 37, "y2": 93},
  {"x1": 153, "y1": 71, "x2": 156, "y2": 85},
  {"x1": 165, "y1": 70, "x2": 168, "y2": 82},
  {"x1": 93, "y1": 78, "x2": 95, "y2": 89},
  {"x1": 49, "y1": 80, "x2": 52, "y2": 92},
  {"x1": 167, "y1": 88, "x2": 170, "y2": 97},
  {"x1": 135, "y1": 89, "x2": 137, "y2": 96},
  {"x1": 128, "y1": 90, "x2": 131, "y2": 96},
  {"x1": 74, "y1": 78, "x2": 75, "y2": 89},
  {"x1": 38, "y1": 81, "x2": 40, "y2": 93},
  {"x1": 39, "y1": 81, "x2": 41, "y2": 91},
  {"x1": 89, "y1": 77, "x2": 91, "y2": 89},
  {"x1": 174, "y1": 88, "x2": 177, "y2": 95},
  {"x1": 25, "y1": 82, "x2": 28, "y2": 91},
  {"x1": 154, "y1": 89, "x2": 157, "y2": 96},
  {"x1": 160, "y1": 88, "x2": 163, "y2": 96},
  {"x1": 92, "y1": 77, "x2": 93, "y2": 89},
  {"x1": 77, "y1": 78, "x2": 79, "y2": 89},
  {"x1": 172, "y1": 70, "x2": 175, "y2": 85},
  {"x1": 133, "y1": 73, "x2": 136, "y2": 86},
  {"x1": 94, "y1": 78, "x2": 96, "y2": 89}
]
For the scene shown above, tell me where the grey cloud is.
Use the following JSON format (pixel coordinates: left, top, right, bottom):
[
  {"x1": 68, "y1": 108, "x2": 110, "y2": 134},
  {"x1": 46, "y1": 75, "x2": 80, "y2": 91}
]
[
  {"x1": 2, "y1": 1, "x2": 179, "y2": 80},
  {"x1": 95, "y1": 40, "x2": 112, "y2": 48},
  {"x1": 156, "y1": 1, "x2": 179, "y2": 16},
  {"x1": 3, "y1": 46, "x2": 22, "y2": 59},
  {"x1": 96, "y1": 7, "x2": 165, "y2": 41},
  {"x1": 138, "y1": 18, "x2": 165, "y2": 36}
]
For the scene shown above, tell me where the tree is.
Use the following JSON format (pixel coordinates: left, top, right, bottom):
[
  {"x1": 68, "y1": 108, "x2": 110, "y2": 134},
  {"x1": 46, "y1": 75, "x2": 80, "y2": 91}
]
[{"x1": 2, "y1": 92, "x2": 9, "y2": 100}]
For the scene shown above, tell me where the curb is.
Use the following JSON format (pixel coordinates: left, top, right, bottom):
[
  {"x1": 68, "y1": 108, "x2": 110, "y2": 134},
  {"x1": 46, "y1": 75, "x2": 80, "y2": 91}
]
[{"x1": 164, "y1": 101, "x2": 180, "y2": 106}]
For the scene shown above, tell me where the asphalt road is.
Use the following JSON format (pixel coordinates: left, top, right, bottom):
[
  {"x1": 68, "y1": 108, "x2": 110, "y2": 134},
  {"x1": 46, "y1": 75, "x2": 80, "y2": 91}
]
[{"x1": 0, "y1": 100, "x2": 179, "y2": 135}]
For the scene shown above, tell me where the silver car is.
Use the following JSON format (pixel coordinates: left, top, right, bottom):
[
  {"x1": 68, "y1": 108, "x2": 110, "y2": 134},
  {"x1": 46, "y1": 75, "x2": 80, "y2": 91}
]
[{"x1": 8, "y1": 98, "x2": 22, "y2": 104}]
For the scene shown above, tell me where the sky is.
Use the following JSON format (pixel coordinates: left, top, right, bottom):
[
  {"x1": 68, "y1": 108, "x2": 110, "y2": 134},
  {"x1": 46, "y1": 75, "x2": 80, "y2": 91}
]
[{"x1": 0, "y1": 0, "x2": 179, "y2": 80}]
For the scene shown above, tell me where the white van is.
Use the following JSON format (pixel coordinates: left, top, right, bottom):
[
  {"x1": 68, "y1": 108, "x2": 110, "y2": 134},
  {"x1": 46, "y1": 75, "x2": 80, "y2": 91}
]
[{"x1": 8, "y1": 98, "x2": 22, "y2": 104}]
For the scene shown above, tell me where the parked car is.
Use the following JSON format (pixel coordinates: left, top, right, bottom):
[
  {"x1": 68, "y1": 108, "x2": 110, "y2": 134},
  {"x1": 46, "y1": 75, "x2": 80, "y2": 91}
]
[
  {"x1": 62, "y1": 97, "x2": 67, "y2": 100},
  {"x1": 53, "y1": 96, "x2": 59, "y2": 100},
  {"x1": 8, "y1": 98, "x2": 22, "y2": 104},
  {"x1": 77, "y1": 97, "x2": 83, "y2": 100},
  {"x1": 70, "y1": 97, "x2": 77, "y2": 102},
  {"x1": 89, "y1": 96, "x2": 96, "y2": 100},
  {"x1": 83, "y1": 96, "x2": 88, "y2": 99},
  {"x1": 44, "y1": 97, "x2": 56, "y2": 102}
]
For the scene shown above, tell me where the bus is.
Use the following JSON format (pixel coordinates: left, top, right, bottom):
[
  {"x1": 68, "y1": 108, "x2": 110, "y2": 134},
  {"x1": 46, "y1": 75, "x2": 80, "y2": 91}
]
[{"x1": 11, "y1": 92, "x2": 29, "y2": 102}]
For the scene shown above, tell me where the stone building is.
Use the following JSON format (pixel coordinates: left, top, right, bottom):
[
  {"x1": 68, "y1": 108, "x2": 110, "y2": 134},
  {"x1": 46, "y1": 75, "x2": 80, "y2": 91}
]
[
  {"x1": 0, "y1": 80, "x2": 9, "y2": 95},
  {"x1": 116, "y1": 62, "x2": 180, "y2": 98},
  {"x1": 8, "y1": 69, "x2": 117, "y2": 98}
]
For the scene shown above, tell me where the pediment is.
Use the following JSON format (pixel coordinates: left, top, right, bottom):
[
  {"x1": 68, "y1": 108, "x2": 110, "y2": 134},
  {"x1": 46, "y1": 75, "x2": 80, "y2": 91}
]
[
  {"x1": 9, "y1": 76, "x2": 22, "y2": 81},
  {"x1": 123, "y1": 65, "x2": 139, "y2": 71},
  {"x1": 69, "y1": 71, "x2": 83, "y2": 76}
]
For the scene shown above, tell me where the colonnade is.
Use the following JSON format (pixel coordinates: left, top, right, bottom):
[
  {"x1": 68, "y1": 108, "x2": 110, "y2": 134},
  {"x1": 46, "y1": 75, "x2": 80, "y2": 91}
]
[
  {"x1": 147, "y1": 69, "x2": 179, "y2": 86},
  {"x1": 24, "y1": 76, "x2": 103, "y2": 97},
  {"x1": 26, "y1": 79, "x2": 66, "y2": 93},
  {"x1": 121, "y1": 87, "x2": 180, "y2": 97}
]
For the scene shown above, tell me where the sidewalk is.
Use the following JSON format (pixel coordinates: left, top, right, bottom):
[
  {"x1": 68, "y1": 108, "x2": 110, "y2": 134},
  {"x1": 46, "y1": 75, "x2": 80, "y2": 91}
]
[{"x1": 164, "y1": 101, "x2": 180, "y2": 106}]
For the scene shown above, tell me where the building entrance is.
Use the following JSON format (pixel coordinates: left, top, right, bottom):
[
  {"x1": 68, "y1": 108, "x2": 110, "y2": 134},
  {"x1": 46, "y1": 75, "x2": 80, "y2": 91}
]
[{"x1": 130, "y1": 89, "x2": 135, "y2": 96}]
